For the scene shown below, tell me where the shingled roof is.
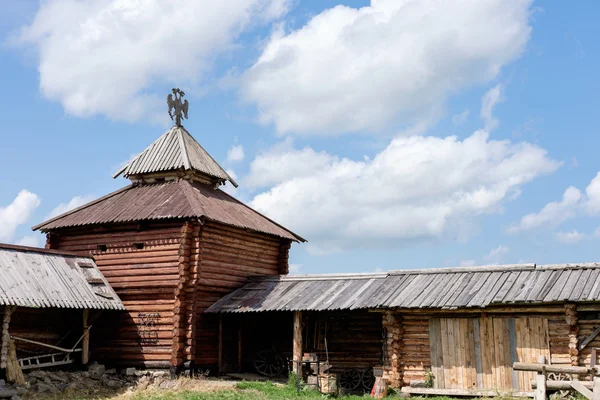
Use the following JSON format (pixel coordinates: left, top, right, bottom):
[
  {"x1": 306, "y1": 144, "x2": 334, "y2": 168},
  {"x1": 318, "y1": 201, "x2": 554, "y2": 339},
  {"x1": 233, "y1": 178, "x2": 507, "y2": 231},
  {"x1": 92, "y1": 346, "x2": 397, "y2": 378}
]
[
  {"x1": 33, "y1": 180, "x2": 304, "y2": 242},
  {"x1": 113, "y1": 125, "x2": 238, "y2": 187},
  {"x1": 206, "y1": 263, "x2": 600, "y2": 313},
  {"x1": 0, "y1": 243, "x2": 124, "y2": 310}
]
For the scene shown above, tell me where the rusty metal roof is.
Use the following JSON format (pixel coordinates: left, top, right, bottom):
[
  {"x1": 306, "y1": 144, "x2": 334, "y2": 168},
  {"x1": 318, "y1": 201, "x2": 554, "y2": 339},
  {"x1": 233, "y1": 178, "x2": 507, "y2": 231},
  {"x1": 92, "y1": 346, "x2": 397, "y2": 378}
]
[
  {"x1": 205, "y1": 263, "x2": 600, "y2": 313},
  {"x1": 0, "y1": 243, "x2": 124, "y2": 310},
  {"x1": 33, "y1": 180, "x2": 304, "y2": 242},
  {"x1": 114, "y1": 126, "x2": 238, "y2": 187}
]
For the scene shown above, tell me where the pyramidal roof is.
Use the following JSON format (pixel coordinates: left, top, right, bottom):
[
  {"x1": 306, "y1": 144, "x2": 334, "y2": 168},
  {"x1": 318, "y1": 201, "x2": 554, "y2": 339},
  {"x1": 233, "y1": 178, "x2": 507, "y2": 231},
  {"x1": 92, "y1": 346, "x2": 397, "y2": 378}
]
[{"x1": 114, "y1": 125, "x2": 238, "y2": 187}]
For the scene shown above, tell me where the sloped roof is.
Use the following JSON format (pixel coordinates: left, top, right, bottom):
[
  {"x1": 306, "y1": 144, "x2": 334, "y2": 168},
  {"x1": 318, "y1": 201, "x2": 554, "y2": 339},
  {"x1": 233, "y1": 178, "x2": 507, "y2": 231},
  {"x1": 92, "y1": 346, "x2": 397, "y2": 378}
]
[
  {"x1": 0, "y1": 243, "x2": 124, "y2": 310},
  {"x1": 114, "y1": 125, "x2": 238, "y2": 187},
  {"x1": 206, "y1": 263, "x2": 600, "y2": 313},
  {"x1": 33, "y1": 180, "x2": 304, "y2": 242}
]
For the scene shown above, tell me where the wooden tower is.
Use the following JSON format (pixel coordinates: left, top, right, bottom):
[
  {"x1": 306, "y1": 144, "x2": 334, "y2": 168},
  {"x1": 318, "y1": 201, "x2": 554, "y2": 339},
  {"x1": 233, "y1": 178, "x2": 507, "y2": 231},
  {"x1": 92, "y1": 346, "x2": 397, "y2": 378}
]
[{"x1": 33, "y1": 124, "x2": 304, "y2": 371}]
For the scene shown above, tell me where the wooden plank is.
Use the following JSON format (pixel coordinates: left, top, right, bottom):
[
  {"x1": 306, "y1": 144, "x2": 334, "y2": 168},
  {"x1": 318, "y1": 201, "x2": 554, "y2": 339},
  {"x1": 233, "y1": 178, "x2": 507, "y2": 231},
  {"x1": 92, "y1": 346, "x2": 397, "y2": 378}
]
[
  {"x1": 440, "y1": 318, "x2": 451, "y2": 389},
  {"x1": 509, "y1": 318, "x2": 519, "y2": 390},
  {"x1": 429, "y1": 319, "x2": 444, "y2": 389},
  {"x1": 571, "y1": 381, "x2": 593, "y2": 400},
  {"x1": 473, "y1": 318, "x2": 483, "y2": 389},
  {"x1": 593, "y1": 368, "x2": 600, "y2": 400},
  {"x1": 454, "y1": 319, "x2": 464, "y2": 389},
  {"x1": 579, "y1": 325, "x2": 600, "y2": 351},
  {"x1": 535, "y1": 373, "x2": 546, "y2": 400},
  {"x1": 480, "y1": 317, "x2": 492, "y2": 389},
  {"x1": 400, "y1": 387, "x2": 534, "y2": 398},
  {"x1": 82, "y1": 309, "x2": 89, "y2": 365},
  {"x1": 293, "y1": 311, "x2": 302, "y2": 376}
]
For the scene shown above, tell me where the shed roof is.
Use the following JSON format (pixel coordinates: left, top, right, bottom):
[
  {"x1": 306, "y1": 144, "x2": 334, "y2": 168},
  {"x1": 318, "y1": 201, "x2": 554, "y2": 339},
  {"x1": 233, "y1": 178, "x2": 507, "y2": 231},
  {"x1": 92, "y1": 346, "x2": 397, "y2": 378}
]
[
  {"x1": 113, "y1": 125, "x2": 238, "y2": 187},
  {"x1": 33, "y1": 180, "x2": 304, "y2": 242},
  {"x1": 205, "y1": 263, "x2": 600, "y2": 313},
  {"x1": 0, "y1": 243, "x2": 124, "y2": 310}
]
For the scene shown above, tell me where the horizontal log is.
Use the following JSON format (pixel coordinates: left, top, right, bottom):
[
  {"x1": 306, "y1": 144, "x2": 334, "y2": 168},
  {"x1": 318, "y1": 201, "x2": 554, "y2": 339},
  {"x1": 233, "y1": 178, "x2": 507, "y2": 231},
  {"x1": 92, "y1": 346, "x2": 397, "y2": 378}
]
[
  {"x1": 513, "y1": 362, "x2": 591, "y2": 374},
  {"x1": 531, "y1": 380, "x2": 593, "y2": 390},
  {"x1": 400, "y1": 387, "x2": 534, "y2": 398}
]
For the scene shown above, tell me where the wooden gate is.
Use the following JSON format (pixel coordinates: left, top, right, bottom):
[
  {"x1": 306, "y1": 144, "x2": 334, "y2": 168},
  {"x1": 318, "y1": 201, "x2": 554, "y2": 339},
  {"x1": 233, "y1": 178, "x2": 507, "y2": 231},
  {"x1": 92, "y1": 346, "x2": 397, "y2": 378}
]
[{"x1": 429, "y1": 317, "x2": 550, "y2": 391}]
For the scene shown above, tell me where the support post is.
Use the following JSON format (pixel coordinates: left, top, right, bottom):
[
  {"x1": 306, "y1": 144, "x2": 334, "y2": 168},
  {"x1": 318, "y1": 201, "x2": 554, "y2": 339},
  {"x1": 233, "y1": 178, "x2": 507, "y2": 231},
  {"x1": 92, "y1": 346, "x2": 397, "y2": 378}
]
[
  {"x1": 82, "y1": 309, "x2": 89, "y2": 365},
  {"x1": 218, "y1": 314, "x2": 223, "y2": 375},
  {"x1": 566, "y1": 304, "x2": 580, "y2": 366},
  {"x1": 1, "y1": 306, "x2": 16, "y2": 369},
  {"x1": 593, "y1": 366, "x2": 600, "y2": 400},
  {"x1": 535, "y1": 355, "x2": 547, "y2": 400},
  {"x1": 237, "y1": 321, "x2": 242, "y2": 372},
  {"x1": 293, "y1": 311, "x2": 303, "y2": 377}
]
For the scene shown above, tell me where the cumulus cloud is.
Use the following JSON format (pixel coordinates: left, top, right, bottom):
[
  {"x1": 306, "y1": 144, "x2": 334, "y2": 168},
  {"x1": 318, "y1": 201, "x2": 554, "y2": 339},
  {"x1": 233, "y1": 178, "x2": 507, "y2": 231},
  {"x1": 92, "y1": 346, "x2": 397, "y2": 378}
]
[
  {"x1": 46, "y1": 195, "x2": 96, "y2": 220},
  {"x1": 460, "y1": 260, "x2": 476, "y2": 267},
  {"x1": 249, "y1": 130, "x2": 558, "y2": 254},
  {"x1": 481, "y1": 85, "x2": 503, "y2": 132},
  {"x1": 15, "y1": 234, "x2": 43, "y2": 248},
  {"x1": 0, "y1": 190, "x2": 41, "y2": 242},
  {"x1": 483, "y1": 244, "x2": 509, "y2": 263},
  {"x1": 555, "y1": 230, "x2": 586, "y2": 244},
  {"x1": 509, "y1": 172, "x2": 600, "y2": 233},
  {"x1": 16, "y1": 0, "x2": 289, "y2": 122},
  {"x1": 227, "y1": 144, "x2": 245, "y2": 163},
  {"x1": 241, "y1": 0, "x2": 532, "y2": 135},
  {"x1": 508, "y1": 186, "x2": 581, "y2": 232}
]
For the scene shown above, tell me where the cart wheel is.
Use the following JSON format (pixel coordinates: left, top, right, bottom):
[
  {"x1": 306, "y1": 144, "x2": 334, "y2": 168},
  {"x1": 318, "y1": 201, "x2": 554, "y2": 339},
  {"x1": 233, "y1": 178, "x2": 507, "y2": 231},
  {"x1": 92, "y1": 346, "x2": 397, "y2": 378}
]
[
  {"x1": 339, "y1": 368, "x2": 362, "y2": 391},
  {"x1": 362, "y1": 367, "x2": 375, "y2": 391},
  {"x1": 253, "y1": 349, "x2": 284, "y2": 377}
]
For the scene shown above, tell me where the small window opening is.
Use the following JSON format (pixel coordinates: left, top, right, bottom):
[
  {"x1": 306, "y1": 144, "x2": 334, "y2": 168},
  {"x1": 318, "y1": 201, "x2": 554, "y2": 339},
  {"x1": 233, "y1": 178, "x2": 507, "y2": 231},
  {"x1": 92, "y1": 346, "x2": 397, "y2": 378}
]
[
  {"x1": 134, "y1": 242, "x2": 144, "y2": 250},
  {"x1": 97, "y1": 244, "x2": 107, "y2": 252},
  {"x1": 155, "y1": 177, "x2": 165, "y2": 183}
]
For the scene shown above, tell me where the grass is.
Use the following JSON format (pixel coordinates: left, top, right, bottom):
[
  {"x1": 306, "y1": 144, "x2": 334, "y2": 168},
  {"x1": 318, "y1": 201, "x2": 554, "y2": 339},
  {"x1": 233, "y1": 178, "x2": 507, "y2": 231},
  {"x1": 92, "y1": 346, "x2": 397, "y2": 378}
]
[{"x1": 130, "y1": 381, "x2": 370, "y2": 400}]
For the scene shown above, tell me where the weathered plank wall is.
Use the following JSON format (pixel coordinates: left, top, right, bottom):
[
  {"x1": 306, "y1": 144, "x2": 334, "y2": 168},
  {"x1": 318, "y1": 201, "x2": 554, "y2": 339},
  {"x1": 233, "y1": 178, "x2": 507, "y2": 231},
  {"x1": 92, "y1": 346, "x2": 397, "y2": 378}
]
[
  {"x1": 48, "y1": 222, "x2": 183, "y2": 367},
  {"x1": 194, "y1": 222, "x2": 291, "y2": 368}
]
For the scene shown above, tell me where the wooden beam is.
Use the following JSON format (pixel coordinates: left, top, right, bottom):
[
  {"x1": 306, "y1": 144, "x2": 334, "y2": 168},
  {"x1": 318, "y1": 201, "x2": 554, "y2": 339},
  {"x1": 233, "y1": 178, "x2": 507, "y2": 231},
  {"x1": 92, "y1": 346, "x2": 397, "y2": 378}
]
[
  {"x1": 400, "y1": 387, "x2": 534, "y2": 398},
  {"x1": 570, "y1": 381, "x2": 592, "y2": 400},
  {"x1": 535, "y1": 373, "x2": 546, "y2": 400},
  {"x1": 579, "y1": 325, "x2": 600, "y2": 351},
  {"x1": 513, "y1": 362, "x2": 591, "y2": 375},
  {"x1": 293, "y1": 311, "x2": 302, "y2": 377},
  {"x1": 82, "y1": 309, "x2": 89, "y2": 365},
  {"x1": 593, "y1": 367, "x2": 600, "y2": 400}
]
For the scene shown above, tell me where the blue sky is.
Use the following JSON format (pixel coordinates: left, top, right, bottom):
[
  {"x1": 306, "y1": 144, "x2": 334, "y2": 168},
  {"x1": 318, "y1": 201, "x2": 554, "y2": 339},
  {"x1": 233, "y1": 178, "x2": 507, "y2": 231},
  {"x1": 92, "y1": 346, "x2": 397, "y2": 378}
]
[{"x1": 1, "y1": 1, "x2": 599, "y2": 274}]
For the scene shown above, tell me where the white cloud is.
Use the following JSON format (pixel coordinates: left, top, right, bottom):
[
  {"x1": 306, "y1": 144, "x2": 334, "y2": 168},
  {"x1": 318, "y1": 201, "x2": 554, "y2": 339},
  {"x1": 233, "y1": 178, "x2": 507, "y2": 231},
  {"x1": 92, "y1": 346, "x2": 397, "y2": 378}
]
[
  {"x1": 241, "y1": 0, "x2": 532, "y2": 135},
  {"x1": 46, "y1": 195, "x2": 96, "y2": 220},
  {"x1": 555, "y1": 230, "x2": 586, "y2": 244},
  {"x1": 249, "y1": 130, "x2": 558, "y2": 254},
  {"x1": 227, "y1": 144, "x2": 245, "y2": 163},
  {"x1": 452, "y1": 109, "x2": 470, "y2": 126},
  {"x1": 460, "y1": 259, "x2": 476, "y2": 267},
  {"x1": 15, "y1": 234, "x2": 43, "y2": 248},
  {"x1": 481, "y1": 84, "x2": 503, "y2": 131},
  {"x1": 585, "y1": 172, "x2": 600, "y2": 214},
  {"x1": 16, "y1": 0, "x2": 289, "y2": 122},
  {"x1": 222, "y1": 169, "x2": 239, "y2": 196},
  {"x1": 289, "y1": 264, "x2": 302, "y2": 274},
  {"x1": 508, "y1": 186, "x2": 581, "y2": 232},
  {"x1": 0, "y1": 190, "x2": 41, "y2": 243},
  {"x1": 483, "y1": 244, "x2": 509, "y2": 263}
]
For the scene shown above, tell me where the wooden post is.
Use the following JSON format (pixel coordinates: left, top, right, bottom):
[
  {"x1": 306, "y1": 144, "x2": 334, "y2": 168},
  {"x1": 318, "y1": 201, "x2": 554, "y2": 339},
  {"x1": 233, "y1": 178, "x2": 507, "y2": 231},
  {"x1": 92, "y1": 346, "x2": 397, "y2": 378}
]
[
  {"x1": 1, "y1": 306, "x2": 16, "y2": 369},
  {"x1": 293, "y1": 311, "x2": 303, "y2": 377},
  {"x1": 218, "y1": 314, "x2": 223, "y2": 375},
  {"x1": 535, "y1": 355, "x2": 547, "y2": 400},
  {"x1": 237, "y1": 321, "x2": 242, "y2": 372},
  {"x1": 82, "y1": 309, "x2": 89, "y2": 365},
  {"x1": 593, "y1": 366, "x2": 600, "y2": 400}
]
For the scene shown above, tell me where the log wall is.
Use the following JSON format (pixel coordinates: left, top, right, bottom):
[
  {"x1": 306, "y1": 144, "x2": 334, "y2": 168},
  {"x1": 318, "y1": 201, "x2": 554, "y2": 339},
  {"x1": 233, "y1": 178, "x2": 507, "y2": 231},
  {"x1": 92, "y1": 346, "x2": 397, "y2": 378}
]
[
  {"x1": 194, "y1": 222, "x2": 290, "y2": 368},
  {"x1": 48, "y1": 222, "x2": 183, "y2": 368}
]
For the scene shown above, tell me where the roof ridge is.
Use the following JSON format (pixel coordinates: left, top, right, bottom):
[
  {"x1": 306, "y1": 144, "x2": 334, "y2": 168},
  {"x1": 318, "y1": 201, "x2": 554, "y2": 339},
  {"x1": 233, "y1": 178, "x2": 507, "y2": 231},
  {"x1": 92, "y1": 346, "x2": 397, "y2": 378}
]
[
  {"x1": 177, "y1": 128, "x2": 192, "y2": 170},
  {"x1": 213, "y1": 186, "x2": 306, "y2": 242},
  {"x1": 0, "y1": 242, "x2": 93, "y2": 258},
  {"x1": 32, "y1": 184, "x2": 135, "y2": 231}
]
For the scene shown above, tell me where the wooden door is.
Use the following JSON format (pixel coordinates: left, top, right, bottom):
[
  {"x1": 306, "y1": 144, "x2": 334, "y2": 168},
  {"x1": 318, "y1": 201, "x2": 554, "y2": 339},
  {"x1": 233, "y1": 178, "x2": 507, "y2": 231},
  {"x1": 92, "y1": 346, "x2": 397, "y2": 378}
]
[{"x1": 429, "y1": 317, "x2": 550, "y2": 391}]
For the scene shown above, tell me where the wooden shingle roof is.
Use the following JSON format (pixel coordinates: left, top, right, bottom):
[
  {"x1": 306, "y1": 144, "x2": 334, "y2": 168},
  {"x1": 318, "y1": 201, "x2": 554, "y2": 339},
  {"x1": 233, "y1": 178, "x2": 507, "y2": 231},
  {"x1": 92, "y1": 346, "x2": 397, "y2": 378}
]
[
  {"x1": 205, "y1": 263, "x2": 600, "y2": 313},
  {"x1": 33, "y1": 180, "x2": 304, "y2": 242},
  {"x1": 113, "y1": 125, "x2": 238, "y2": 187}
]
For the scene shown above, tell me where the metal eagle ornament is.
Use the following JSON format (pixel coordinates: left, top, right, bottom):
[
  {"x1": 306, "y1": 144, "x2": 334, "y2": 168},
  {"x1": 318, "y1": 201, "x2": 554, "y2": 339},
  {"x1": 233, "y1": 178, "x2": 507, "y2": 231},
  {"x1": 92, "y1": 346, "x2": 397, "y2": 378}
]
[{"x1": 167, "y1": 88, "x2": 189, "y2": 126}]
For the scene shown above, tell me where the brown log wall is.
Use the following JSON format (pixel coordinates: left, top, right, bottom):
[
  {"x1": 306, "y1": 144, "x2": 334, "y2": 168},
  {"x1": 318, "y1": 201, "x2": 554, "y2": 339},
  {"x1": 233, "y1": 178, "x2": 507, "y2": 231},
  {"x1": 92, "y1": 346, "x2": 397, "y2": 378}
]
[
  {"x1": 48, "y1": 222, "x2": 183, "y2": 367},
  {"x1": 194, "y1": 222, "x2": 290, "y2": 367}
]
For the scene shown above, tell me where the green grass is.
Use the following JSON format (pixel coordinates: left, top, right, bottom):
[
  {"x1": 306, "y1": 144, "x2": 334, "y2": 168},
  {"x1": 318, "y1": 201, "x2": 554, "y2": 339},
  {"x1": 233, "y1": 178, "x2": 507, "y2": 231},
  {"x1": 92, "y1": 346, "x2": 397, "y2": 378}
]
[{"x1": 129, "y1": 381, "x2": 370, "y2": 400}]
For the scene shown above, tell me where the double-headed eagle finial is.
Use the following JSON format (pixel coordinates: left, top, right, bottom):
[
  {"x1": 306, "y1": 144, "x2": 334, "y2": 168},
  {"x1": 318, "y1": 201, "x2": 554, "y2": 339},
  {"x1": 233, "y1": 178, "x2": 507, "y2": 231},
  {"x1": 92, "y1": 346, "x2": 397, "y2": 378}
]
[{"x1": 167, "y1": 88, "x2": 189, "y2": 126}]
